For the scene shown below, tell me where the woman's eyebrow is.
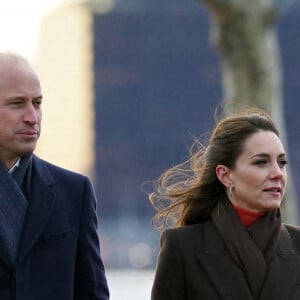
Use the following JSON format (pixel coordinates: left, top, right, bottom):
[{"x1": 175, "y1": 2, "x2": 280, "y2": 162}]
[{"x1": 251, "y1": 153, "x2": 286, "y2": 159}]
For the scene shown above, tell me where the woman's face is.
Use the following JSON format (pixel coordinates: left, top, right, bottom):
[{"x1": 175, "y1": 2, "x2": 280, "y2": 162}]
[{"x1": 227, "y1": 130, "x2": 287, "y2": 212}]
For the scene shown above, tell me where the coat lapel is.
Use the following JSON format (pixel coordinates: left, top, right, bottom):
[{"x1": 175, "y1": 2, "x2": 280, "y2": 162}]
[
  {"x1": 259, "y1": 225, "x2": 300, "y2": 300},
  {"x1": 197, "y1": 219, "x2": 300, "y2": 300},
  {"x1": 17, "y1": 156, "x2": 55, "y2": 263},
  {"x1": 0, "y1": 182, "x2": 17, "y2": 269},
  {"x1": 197, "y1": 221, "x2": 254, "y2": 300}
]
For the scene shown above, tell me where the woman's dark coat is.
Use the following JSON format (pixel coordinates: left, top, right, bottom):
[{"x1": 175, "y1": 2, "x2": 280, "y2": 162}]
[{"x1": 151, "y1": 218, "x2": 300, "y2": 300}]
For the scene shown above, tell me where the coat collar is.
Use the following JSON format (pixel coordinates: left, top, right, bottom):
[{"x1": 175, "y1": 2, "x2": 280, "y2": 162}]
[
  {"x1": 259, "y1": 225, "x2": 300, "y2": 299},
  {"x1": 198, "y1": 220, "x2": 254, "y2": 300},
  {"x1": 197, "y1": 220, "x2": 300, "y2": 300}
]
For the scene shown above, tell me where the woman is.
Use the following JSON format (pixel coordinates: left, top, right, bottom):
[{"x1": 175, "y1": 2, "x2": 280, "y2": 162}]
[{"x1": 149, "y1": 107, "x2": 300, "y2": 300}]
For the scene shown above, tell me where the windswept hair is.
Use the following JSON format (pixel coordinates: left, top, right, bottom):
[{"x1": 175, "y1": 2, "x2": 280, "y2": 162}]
[{"x1": 149, "y1": 107, "x2": 279, "y2": 230}]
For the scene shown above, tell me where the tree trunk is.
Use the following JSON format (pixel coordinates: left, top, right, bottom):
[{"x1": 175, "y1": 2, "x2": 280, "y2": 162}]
[{"x1": 198, "y1": 0, "x2": 298, "y2": 223}]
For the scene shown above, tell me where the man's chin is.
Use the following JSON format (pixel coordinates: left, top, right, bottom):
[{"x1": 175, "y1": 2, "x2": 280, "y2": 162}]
[{"x1": 16, "y1": 145, "x2": 36, "y2": 157}]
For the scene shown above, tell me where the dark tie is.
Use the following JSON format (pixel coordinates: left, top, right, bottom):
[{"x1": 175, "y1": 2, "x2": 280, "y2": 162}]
[{"x1": 0, "y1": 161, "x2": 29, "y2": 266}]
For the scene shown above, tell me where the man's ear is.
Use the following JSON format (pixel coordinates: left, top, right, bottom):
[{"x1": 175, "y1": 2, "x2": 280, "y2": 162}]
[{"x1": 215, "y1": 165, "x2": 233, "y2": 188}]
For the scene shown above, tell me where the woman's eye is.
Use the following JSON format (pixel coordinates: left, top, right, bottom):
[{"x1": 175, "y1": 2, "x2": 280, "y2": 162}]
[
  {"x1": 254, "y1": 160, "x2": 267, "y2": 166},
  {"x1": 278, "y1": 160, "x2": 288, "y2": 168}
]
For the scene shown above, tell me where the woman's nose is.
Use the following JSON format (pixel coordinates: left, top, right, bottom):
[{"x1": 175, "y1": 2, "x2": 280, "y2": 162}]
[{"x1": 270, "y1": 163, "x2": 284, "y2": 179}]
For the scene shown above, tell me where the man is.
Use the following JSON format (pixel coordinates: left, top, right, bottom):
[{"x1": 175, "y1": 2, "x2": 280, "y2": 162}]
[{"x1": 0, "y1": 52, "x2": 109, "y2": 300}]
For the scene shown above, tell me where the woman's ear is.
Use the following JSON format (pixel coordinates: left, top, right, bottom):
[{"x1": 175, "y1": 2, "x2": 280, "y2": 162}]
[{"x1": 215, "y1": 165, "x2": 233, "y2": 188}]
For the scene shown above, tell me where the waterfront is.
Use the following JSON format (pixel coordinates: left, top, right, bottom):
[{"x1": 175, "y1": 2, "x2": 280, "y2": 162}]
[{"x1": 106, "y1": 269, "x2": 154, "y2": 300}]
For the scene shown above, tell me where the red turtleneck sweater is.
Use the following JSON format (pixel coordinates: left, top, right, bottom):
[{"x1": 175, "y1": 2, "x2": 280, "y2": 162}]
[{"x1": 233, "y1": 205, "x2": 265, "y2": 227}]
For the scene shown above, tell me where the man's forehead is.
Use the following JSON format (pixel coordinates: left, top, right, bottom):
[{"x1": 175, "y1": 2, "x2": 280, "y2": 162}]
[
  {"x1": 0, "y1": 54, "x2": 31, "y2": 73},
  {"x1": 0, "y1": 52, "x2": 28, "y2": 63},
  {"x1": 0, "y1": 60, "x2": 35, "y2": 80}
]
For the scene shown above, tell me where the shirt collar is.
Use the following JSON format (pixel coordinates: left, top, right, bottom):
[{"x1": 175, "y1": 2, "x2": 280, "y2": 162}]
[{"x1": 8, "y1": 158, "x2": 21, "y2": 174}]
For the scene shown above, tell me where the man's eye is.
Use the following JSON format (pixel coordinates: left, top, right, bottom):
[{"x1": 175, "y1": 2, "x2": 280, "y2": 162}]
[
  {"x1": 9, "y1": 101, "x2": 22, "y2": 105},
  {"x1": 33, "y1": 98, "x2": 42, "y2": 107}
]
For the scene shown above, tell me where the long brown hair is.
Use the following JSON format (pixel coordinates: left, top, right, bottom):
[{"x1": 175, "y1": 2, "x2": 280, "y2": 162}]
[{"x1": 149, "y1": 107, "x2": 279, "y2": 230}]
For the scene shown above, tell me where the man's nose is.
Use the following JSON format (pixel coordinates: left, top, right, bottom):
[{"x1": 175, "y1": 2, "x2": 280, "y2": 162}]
[{"x1": 23, "y1": 103, "x2": 39, "y2": 124}]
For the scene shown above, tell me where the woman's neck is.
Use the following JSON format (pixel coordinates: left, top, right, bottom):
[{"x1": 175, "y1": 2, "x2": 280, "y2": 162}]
[{"x1": 233, "y1": 205, "x2": 265, "y2": 227}]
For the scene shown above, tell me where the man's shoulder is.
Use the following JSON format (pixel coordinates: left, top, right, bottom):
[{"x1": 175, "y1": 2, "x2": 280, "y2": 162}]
[{"x1": 32, "y1": 155, "x2": 87, "y2": 180}]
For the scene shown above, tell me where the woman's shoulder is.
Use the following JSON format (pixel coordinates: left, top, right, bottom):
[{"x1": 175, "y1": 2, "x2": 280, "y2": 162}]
[
  {"x1": 284, "y1": 223, "x2": 300, "y2": 236},
  {"x1": 164, "y1": 222, "x2": 205, "y2": 233},
  {"x1": 283, "y1": 223, "x2": 300, "y2": 250},
  {"x1": 161, "y1": 222, "x2": 208, "y2": 244},
  {"x1": 159, "y1": 222, "x2": 209, "y2": 257},
  {"x1": 284, "y1": 223, "x2": 300, "y2": 232}
]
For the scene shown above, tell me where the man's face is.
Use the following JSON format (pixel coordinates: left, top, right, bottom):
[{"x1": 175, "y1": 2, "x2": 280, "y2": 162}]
[{"x1": 0, "y1": 61, "x2": 42, "y2": 167}]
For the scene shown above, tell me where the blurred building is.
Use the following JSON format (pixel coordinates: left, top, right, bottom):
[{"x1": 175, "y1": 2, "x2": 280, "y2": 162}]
[
  {"x1": 35, "y1": 0, "x2": 300, "y2": 268},
  {"x1": 36, "y1": 4, "x2": 95, "y2": 176},
  {"x1": 35, "y1": 0, "x2": 220, "y2": 268}
]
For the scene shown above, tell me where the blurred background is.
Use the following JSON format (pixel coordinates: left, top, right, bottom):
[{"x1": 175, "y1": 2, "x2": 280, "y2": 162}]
[{"x1": 1, "y1": 0, "x2": 300, "y2": 298}]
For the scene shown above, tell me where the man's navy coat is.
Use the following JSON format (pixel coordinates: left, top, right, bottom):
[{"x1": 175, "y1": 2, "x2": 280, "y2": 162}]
[{"x1": 0, "y1": 155, "x2": 109, "y2": 300}]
